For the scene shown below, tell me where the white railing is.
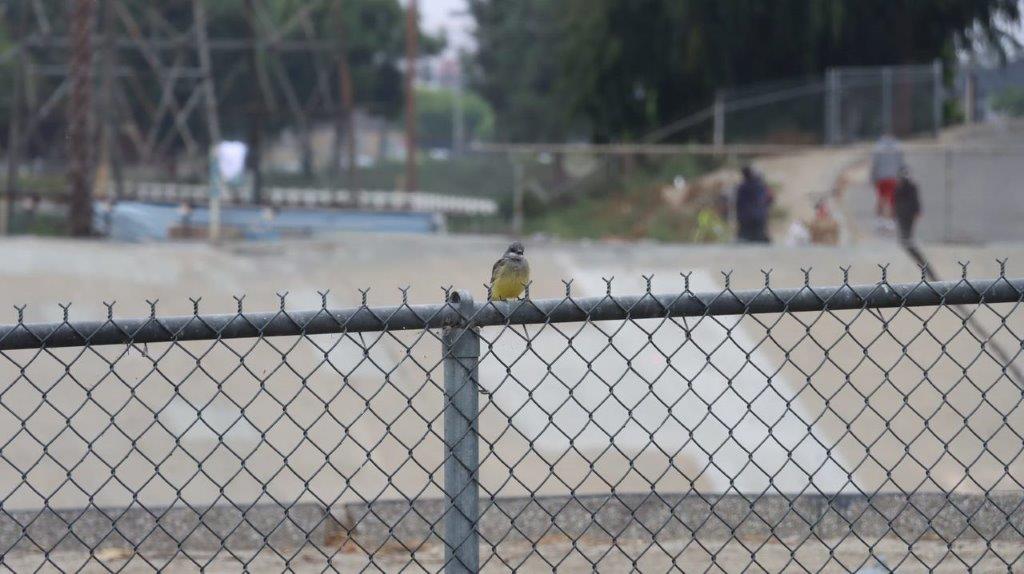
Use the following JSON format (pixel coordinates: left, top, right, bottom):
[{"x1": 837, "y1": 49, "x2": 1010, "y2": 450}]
[{"x1": 111, "y1": 182, "x2": 499, "y2": 216}]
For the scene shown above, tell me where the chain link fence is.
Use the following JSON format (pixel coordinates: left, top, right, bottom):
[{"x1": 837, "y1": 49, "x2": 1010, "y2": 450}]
[
  {"x1": 650, "y1": 63, "x2": 944, "y2": 147},
  {"x1": 826, "y1": 64, "x2": 943, "y2": 145},
  {"x1": 1, "y1": 267, "x2": 1023, "y2": 571}
]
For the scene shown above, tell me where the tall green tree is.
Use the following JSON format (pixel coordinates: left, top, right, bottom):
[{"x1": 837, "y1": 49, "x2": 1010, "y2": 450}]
[
  {"x1": 415, "y1": 87, "x2": 494, "y2": 149},
  {"x1": 466, "y1": 0, "x2": 576, "y2": 142},
  {"x1": 470, "y1": 0, "x2": 1021, "y2": 142}
]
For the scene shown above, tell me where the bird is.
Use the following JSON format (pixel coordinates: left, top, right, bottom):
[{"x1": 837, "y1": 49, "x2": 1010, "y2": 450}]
[{"x1": 489, "y1": 241, "x2": 530, "y2": 301}]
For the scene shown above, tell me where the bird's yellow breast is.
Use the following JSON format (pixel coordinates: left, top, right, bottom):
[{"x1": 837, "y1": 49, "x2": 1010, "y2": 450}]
[{"x1": 491, "y1": 265, "x2": 529, "y2": 300}]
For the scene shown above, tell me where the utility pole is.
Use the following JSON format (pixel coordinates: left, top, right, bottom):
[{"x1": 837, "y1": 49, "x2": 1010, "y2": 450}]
[
  {"x1": 68, "y1": 0, "x2": 97, "y2": 236},
  {"x1": 195, "y1": 0, "x2": 224, "y2": 239},
  {"x1": 335, "y1": 0, "x2": 358, "y2": 189},
  {"x1": 96, "y1": 0, "x2": 122, "y2": 202},
  {"x1": 3, "y1": 3, "x2": 29, "y2": 235},
  {"x1": 404, "y1": 0, "x2": 418, "y2": 192},
  {"x1": 194, "y1": 0, "x2": 221, "y2": 146},
  {"x1": 244, "y1": 0, "x2": 266, "y2": 204}
]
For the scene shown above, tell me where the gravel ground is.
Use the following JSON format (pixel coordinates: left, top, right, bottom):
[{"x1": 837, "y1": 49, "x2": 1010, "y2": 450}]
[{"x1": 6, "y1": 536, "x2": 1018, "y2": 573}]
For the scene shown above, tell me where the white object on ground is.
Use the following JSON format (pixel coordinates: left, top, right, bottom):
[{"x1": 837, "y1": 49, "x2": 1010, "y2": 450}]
[{"x1": 785, "y1": 220, "x2": 811, "y2": 247}]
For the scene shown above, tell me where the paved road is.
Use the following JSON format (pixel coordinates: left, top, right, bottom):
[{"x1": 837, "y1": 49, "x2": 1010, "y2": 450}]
[{"x1": 6, "y1": 535, "x2": 1010, "y2": 572}]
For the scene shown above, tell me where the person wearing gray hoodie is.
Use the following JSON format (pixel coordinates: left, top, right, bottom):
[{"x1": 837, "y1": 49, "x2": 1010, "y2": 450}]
[{"x1": 870, "y1": 134, "x2": 906, "y2": 220}]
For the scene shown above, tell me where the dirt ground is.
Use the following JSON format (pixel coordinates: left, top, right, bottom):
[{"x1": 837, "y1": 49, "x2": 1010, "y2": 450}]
[{"x1": 6, "y1": 535, "x2": 1018, "y2": 573}]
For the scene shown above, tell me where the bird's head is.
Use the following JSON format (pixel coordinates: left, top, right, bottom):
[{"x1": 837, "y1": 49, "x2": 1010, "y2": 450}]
[{"x1": 506, "y1": 241, "x2": 525, "y2": 259}]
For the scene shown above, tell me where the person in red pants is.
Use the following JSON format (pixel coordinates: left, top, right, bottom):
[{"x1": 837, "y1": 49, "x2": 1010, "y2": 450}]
[{"x1": 870, "y1": 135, "x2": 905, "y2": 223}]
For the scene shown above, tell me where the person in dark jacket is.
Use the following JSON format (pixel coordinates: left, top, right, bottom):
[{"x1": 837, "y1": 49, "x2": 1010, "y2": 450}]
[
  {"x1": 893, "y1": 167, "x2": 921, "y2": 243},
  {"x1": 735, "y1": 165, "x2": 773, "y2": 242}
]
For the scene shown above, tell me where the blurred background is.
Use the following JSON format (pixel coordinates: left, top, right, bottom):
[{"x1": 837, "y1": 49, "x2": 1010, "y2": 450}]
[{"x1": 0, "y1": 0, "x2": 1022, "y2": 248}]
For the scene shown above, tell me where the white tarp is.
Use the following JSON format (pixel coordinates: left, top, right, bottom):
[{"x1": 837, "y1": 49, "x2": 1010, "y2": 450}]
[{"x1": 214, "y1": 141, "x2": 248, "y2": 184}]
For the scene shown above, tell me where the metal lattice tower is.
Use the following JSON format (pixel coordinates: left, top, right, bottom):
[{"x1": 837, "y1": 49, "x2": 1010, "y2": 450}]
[{"x1": 3, "y1": 1, "x2": 348, "y2": 213}]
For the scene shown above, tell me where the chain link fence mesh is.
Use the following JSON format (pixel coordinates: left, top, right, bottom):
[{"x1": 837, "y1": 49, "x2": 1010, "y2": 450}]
[
  {"x1": 831, "y1": 66, "x2": 941, "y2": 144},
  {"x1": 713, "y1": 63, "x2": 941, "y2": 146},
  {"x1": 0, "y1": 268, "x2": 1023, "y2": 571}
]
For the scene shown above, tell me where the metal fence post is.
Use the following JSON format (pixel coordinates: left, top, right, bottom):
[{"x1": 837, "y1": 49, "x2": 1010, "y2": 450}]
[
  {"x1": 512, "y1": 157, "x2": 524, "y2": 235},
  {"x1": 713, "y1": 91, "x2": 725, "y2": 149},
  {"x1": 932, "y1": 58, "x2": 943, "y2": 137},
  {"x1": 442, "y1": 290, "x2": 480, "y2": 574},
  {"x1": 208, "y1": 150, "x2": 222, "y2": 243},
  {"x1": 964, "y1": 70, "x2": 976, "y2": 124},
  {"x1": 825, "y1": 68, "x2": 840, "y2": 145},
  {"x1": 882, "y1": 66, "x2": 893, "y2": 135},
  {"x1": 944, "y1": 148, "x2": 953, "y2": 242}
]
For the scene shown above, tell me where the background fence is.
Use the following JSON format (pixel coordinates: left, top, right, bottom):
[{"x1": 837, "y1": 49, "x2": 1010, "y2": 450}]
[
  {"x1": 646, "y1": 63, "x2": 943, "y2": 147},
  {"x1": 465, "y1": 139, "x2": 1024, "y2": 246},
  {"x1": 0, "y1": 269, "x2": 1023, "y2": 571}
]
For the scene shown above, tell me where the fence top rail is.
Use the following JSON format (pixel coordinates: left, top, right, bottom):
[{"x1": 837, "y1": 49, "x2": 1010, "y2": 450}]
[
  {"x1": 0, "y1": 274, "x2": 1020, "y2": 351},
  {"x1": 470, "y1": 141, "x2": 1024, "y2": 157}
]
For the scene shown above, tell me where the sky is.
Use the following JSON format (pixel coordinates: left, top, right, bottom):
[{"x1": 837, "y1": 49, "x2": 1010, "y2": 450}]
[{"x1": 418, "y1": 0, "x2": 473, "y2": 56}]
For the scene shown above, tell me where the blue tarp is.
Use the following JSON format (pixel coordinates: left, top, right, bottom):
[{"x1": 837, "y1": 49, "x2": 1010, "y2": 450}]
[{"x1": 96, "y1": 201, "x2": 440, "y2": 242}]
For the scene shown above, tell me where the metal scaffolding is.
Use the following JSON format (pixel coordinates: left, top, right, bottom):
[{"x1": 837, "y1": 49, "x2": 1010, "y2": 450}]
[{"x1": 1, "y1": 0, "x2": 362, "y2": 232}]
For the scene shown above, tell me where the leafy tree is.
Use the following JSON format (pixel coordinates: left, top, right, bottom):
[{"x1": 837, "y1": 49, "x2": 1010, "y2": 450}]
[
  {"x1": 992, "y1": 86, "x2": 1024, "y2": 117},
  {"x1": 415, "y1": 87, "x2": 494, "y2": 149},
  {"x1": 465, "y1": 0, "x2": 576, "y2": 142},
  {"x1": 470, "y1": 0, "x2": 1022, "y2": 142}
]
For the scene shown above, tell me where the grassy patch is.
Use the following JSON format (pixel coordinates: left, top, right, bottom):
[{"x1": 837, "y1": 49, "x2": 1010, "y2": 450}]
[
  {"x1": 521, "y1": 154, "x2": 723, "y2": 242},
  {"x1": 10, "y1": 212, "x2": 67, "y2": 236}
]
